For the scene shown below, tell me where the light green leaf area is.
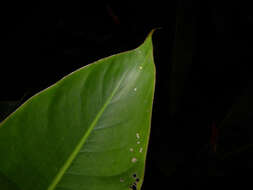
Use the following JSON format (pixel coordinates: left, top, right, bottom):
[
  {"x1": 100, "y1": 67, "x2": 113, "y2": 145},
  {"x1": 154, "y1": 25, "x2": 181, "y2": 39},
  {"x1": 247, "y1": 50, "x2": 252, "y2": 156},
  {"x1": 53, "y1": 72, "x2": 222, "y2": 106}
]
[{"x1": 0, "y1": 32, "x2": 155, "y2": 190}]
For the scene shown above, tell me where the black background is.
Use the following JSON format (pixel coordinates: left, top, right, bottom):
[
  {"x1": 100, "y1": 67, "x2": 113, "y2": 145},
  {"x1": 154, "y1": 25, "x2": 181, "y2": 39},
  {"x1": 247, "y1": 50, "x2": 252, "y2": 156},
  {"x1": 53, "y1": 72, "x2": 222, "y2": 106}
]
[{"x1": 1, "y1": 0, "x2": 253, "y2": 188}]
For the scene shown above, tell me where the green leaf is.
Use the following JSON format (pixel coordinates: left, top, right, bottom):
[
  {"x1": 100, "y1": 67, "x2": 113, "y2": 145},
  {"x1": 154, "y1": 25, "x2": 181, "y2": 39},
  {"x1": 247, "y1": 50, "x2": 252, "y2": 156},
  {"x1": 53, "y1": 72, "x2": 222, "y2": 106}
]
[{"x1": 0, "y1": 32, "x2": 155, "y2": 190}]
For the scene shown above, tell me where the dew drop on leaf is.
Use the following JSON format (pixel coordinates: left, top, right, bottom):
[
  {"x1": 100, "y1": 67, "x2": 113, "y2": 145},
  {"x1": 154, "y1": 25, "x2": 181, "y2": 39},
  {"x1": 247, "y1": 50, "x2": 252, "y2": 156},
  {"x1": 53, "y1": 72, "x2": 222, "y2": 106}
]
[{"x1": 131, "y1": 158, "x2": 137, "y2": 163}]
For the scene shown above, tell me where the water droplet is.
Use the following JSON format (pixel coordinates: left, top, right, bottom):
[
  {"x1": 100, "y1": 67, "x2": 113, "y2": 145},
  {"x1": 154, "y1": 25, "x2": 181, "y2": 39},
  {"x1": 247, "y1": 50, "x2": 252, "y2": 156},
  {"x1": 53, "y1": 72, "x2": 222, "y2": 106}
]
[
  {"x1": 130, "y1": 148, "x2": 134, "y2": 152},
  {"x1": 139, "y1": 66, "x2": 143, "y2": 70},
  {"x1": 136, "y1": 133, "x2": 140, "y2": 139},
  {"x1": 134, "y1": 88, "x2": 137, "y2": 91},
  {"x1": 131, "y1": 158, "x2": 137, "y2": 163},
  {"x1": 137, "y1": 141, "x2": 140, "y2": 144},
  {"x1": 120, "y1": 178, "x2": 124, "y2": 182},
  {"x1": 139, "y1": 147, "x2": 143, "y2": 153}
]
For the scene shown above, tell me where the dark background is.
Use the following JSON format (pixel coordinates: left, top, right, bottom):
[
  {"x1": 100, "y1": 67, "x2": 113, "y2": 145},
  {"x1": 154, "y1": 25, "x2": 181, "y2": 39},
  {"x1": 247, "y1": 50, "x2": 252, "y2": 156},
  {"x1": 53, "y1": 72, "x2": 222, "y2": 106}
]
[{"x1": 1, "y1": 0, "x2": 253, "y2": 187}]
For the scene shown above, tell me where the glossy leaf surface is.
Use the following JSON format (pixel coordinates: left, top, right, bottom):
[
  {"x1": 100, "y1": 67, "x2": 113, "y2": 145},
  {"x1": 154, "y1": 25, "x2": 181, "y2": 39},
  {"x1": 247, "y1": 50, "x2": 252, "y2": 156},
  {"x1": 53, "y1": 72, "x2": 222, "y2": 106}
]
[{"x1": 0, "y1": 32, "x2": 155, "y2": 190}]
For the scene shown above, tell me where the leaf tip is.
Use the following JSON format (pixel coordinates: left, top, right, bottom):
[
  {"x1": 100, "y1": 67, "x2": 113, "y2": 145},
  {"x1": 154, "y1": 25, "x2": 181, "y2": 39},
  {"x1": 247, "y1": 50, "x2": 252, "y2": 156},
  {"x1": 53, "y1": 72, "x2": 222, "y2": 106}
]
[{"x1": 144, "y1": 27, "x2": 162, "y2": 43}]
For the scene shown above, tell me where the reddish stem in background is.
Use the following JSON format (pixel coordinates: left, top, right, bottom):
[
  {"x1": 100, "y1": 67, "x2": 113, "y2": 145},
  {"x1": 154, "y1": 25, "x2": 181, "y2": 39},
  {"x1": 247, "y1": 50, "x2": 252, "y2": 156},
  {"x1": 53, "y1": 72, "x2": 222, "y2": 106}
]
[
  {"x1": 210, "y1": 121, "x2": 218, "y2": 153},
  {"x1": 106, "y1": 5, "x2": 120, "y2": 25}
]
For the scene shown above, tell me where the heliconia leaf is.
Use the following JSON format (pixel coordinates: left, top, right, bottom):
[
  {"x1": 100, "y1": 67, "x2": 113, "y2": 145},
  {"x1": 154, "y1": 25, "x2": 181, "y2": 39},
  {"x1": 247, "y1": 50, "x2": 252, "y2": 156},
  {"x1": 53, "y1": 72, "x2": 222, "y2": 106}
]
[{"x1": 0, "y1": 31, "x2": 156, "y2": 190}]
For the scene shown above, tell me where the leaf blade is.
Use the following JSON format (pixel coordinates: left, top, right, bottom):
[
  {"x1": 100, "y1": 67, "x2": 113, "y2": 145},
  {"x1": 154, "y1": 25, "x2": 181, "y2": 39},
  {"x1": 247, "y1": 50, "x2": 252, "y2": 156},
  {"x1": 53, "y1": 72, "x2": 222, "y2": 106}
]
[{"x1": 0, "y1": 33, "x2": 155, "y2": 190}]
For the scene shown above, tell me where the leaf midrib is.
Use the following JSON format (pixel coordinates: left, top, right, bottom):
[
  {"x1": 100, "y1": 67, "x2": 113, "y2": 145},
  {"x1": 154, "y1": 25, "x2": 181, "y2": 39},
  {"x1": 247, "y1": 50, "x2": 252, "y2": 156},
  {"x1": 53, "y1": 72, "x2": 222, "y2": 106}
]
[{"x1": 47, "y1": 64, "x2": 133, "y2": 190}]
